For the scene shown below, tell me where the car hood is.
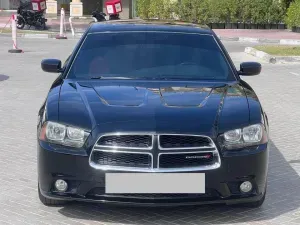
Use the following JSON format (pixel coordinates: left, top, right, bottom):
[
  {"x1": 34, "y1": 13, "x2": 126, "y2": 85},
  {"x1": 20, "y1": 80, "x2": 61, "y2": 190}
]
[{"x1": 58, "y1": 80, "x2": 250, "y2": 136}]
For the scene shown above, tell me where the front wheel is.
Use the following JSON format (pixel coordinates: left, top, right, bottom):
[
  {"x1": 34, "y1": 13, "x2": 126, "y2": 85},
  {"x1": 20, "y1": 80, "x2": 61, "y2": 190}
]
[
  {"x1": 36, "y1": 18, "x2": 47, "y2": 30},
  {"x1": 39, "y1": 21, "x2": 46, "y2": 30},
  {"x1": 16, "y1": 16, "x2": 25, "y2": 29}
]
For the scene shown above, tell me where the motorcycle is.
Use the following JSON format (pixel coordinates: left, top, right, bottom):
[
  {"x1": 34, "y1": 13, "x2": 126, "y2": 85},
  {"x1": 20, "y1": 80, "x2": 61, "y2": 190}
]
[
  {"x1": 91, "y1": 2, "x2": 120, "y2": 22},
  {"x1": 109, "y1": 14, "x2": 120, "y2": 20},
  {"x1": 91, "y1": 10, "x2": 107, "y2": 22},
  {"x1": 16, "y1": 2, "x2": 47, "y2": 30}
]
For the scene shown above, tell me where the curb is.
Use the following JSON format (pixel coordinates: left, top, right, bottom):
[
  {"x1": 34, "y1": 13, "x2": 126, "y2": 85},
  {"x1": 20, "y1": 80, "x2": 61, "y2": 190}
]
[
  {"x1": 244, "y1": 47, "x2": 300, "y2": 64},
  {"x1": 218, "y1": 36, "x2": 300, "y2": 45},
  {"x1": 0, "y1": 32, "x2": 83, "y2": 39},
  {"x1": 1, "y1": 31, "x2": 300, "y2": 45}
]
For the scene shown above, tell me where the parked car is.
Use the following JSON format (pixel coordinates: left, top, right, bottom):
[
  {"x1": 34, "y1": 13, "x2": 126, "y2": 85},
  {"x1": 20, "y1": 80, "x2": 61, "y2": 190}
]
[{"x1": 38, "y1": 20, "x2": 269, "y2": 207}]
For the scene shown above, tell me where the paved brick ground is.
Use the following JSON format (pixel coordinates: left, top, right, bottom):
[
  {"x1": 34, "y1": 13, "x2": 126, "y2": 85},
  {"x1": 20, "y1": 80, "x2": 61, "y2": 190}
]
[{"x1": 0, "y1": 37, "x2": 300, "y2": 225}]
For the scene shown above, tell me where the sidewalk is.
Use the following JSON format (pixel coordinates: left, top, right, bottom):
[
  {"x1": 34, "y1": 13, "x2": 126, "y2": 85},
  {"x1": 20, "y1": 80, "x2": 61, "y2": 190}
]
[
  {"x1": 2, "y1": 10, "x2": 300, "y2": 42},
  {"x1": 214, "y1": 29, "x2": 300, "y2": 41},
  {"x1": 0, "y1": 15, "x2": 91, "y2": 33}
]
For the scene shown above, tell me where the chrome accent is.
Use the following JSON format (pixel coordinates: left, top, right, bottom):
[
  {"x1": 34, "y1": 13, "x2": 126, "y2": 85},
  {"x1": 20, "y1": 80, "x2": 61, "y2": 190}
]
[
  {"x1": 89, "y1": 149, "x2": 153, "y2": 171},
  {"x1": 158, "y1": 150, "x2": 221, "y2": 170},
  {"x1": 158, "y1": 134, "x2": 214, "y2": 150},
  {"x1": 94, "y1": 133, "x2": 154, "y2": 150},
  {"x1": 89, "y1": 133, "x2": 221, "y2": 172}
]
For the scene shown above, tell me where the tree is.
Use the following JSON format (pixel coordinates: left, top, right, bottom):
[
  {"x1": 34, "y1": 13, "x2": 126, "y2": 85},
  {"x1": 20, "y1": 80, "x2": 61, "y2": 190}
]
[{"x1": 285, "y1": 0, "x2": 300, "y2": 28}]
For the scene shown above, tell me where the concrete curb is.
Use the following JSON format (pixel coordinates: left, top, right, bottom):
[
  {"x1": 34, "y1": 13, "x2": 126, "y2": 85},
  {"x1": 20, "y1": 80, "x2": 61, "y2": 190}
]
[
  {"x1": 1, "y1": 31, "x2": 300, "y2": 45},
  {"x1": 0, "y1": 32, "x2": 83, "y2": 39},
  {"x1": 244, "y1": 47, "x2": 300, "y2": 63},
  {"x1": 245, "y1": 47, "x2": 277, "y2": 63},
  {"x1": 218, "y1": 36, "x2": 300, "y2": 45}
]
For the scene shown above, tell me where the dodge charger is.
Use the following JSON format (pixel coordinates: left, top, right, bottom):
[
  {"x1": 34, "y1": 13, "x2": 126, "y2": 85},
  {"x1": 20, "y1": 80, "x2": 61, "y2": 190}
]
[{"x1": 37, "y1": 20, "x2": 269, "y2": 207}]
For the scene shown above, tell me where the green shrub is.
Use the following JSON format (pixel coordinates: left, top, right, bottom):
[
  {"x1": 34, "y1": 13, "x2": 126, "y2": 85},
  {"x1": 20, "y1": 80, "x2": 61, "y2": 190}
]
[
  {"x1": 136, "y1": 0, "x2": 150, "y2": 19},
  {"x1": 285, "y1": 0, "x2": 300, "y2": 28},
  {"x1": 216, "y1": 0, "x2": 239, "y2": 23},
  {"x1": 137, "y1": 0, "x2": 177, "y2": 20},
  {"x1": 136, "y1": 0, "x2": 288, "y2": 25},
  {"x1": 238, "y1": 0, "x2": 252, "y2": 23},
  {"x1": 250, "y1": 0, "x2": 272, "y2": 24},
  {"x1": 175, "y1": 0, "x2": 202, "y2": 23},
  {"x1": 267, "y1": 0, "x2": 286, "y2": 24}
]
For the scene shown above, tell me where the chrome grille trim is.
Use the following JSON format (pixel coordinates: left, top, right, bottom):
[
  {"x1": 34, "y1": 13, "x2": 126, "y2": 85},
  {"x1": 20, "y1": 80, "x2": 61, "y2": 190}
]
[
  {"x1": 158, "y1": 134, "x2": 214, "y2": 150},
  {"x1": 89, "y1": 133, "x2": 221, "y2": 172},
  {"x1": 94, "y1": 133, "x2": 154, "y2": 150},
  {"x1": 89, "y1": 149, "x2": 154, "y2": 171},
  {"x1": 158, "y1": 150, "x2": 220, "y2": 170}
]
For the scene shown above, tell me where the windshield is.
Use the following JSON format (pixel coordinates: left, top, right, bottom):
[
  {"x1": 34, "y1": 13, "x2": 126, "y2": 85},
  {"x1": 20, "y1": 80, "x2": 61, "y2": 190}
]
[{"x1": 67, "y1": 31, "x2": 235, "y2": 81}]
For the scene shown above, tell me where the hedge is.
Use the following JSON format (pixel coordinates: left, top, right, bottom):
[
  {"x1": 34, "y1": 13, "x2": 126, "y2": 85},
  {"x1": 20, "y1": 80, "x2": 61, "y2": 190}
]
[
  {"x1": 285, "y1": 0, "x2": 300, "y2": 28},
  {"x1": 136, "y1": 0, "x2": 286, "y2": 25}
]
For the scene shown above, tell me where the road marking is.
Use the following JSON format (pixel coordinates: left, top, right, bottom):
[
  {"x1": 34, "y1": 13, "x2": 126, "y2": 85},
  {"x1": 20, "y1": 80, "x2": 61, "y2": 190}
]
[{"x1": 290, "y1": 72, "x2": 300, "y2": 76}]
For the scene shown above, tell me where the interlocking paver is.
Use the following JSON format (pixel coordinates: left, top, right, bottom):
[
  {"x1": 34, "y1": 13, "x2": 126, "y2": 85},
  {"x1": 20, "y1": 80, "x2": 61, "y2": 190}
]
[{"x1": 0, "y1": 37, "x2": 299, "y2": 225}]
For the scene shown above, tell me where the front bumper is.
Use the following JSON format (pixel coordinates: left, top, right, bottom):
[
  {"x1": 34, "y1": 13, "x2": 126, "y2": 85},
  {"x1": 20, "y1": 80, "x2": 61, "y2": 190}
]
[{"x1": 38, "y1": 142, "x2": 268, "y2": 206}]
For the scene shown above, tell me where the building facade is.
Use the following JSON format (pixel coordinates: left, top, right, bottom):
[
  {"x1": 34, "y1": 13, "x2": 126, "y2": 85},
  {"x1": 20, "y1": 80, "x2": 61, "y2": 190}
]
[{"x1": 0, "y1": 0, "x2": 136, "y2": 19}]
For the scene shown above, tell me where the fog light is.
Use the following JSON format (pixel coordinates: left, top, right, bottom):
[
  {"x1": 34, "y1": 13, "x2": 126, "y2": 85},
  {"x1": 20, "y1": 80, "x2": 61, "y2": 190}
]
[
  {"x1": 55, "y1": 179, "x2": 68, "y2": 192},
  {"x1": 240, "y1": 181, "x2": 252, "y2": 193}
]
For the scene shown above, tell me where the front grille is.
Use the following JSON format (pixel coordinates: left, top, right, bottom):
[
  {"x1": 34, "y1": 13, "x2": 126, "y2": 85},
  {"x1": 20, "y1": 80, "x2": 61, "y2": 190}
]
[
  {"x1": 97, "y1": 135, "x2": 152, "y2": 149},
  {"x1": 91, "y1": 151, "x2": 152, "y2": 168},
  {"x1": 159, "y1": 152, "x2": 214, "y2": 168},
  {"x1": 159, "y1": 135, "x2": 212, "y2": 149},
  {"x1": 90, "y1": 133, "x2": 220, "y2": 171}
]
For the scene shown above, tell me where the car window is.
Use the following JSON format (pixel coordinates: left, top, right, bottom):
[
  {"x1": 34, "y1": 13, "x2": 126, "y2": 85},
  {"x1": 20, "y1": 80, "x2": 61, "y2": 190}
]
[{"x1": 67, "y1": 31, "x2": 235, "y2": 81}]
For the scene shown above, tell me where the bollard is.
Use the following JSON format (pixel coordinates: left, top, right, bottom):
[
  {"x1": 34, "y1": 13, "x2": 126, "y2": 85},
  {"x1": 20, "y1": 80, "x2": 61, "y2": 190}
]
[
  {"x1": 56, "y1": 8, "x2": 67, "y2": 39},
  {"x1": 69, "y1": 17, "x2": 75, "y2": 37},
  {"x1": 8, "y1": 14, "x2": 22, "y2": 53}
]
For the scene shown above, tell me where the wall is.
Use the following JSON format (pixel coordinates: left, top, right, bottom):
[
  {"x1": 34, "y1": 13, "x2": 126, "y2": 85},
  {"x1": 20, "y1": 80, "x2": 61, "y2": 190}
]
[
  {"x1": 82, "y1": 0, "x2": 102, "y2": 15},
  {"x1": 0, "y1": 0, "x2": 30, "y2": 9},
  {"x1": 0, "y1": 0, "x2": 9, "y2": 9}
]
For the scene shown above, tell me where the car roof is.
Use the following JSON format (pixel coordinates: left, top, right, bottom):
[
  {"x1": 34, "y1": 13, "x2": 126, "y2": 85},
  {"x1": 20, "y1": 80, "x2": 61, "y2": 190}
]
[{"x1": 88, "y1": 19, "x2": 213, "y2": 35}]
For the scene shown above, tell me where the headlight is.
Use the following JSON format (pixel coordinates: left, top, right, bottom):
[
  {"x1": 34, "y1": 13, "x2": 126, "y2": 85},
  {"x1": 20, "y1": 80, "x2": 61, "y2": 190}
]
[
  {"x1": 39, "y1": 121, "x2": 89, "y2": 148},
  {"x1": 219, "y1": 124, "x2": 264, "y2": 150}
]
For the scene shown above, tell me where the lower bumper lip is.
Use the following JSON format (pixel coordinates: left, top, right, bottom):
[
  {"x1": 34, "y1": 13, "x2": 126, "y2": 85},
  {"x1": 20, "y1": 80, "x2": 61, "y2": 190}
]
[{"x1": 39, "y1": 188, "x2": 264, "y2": 207}]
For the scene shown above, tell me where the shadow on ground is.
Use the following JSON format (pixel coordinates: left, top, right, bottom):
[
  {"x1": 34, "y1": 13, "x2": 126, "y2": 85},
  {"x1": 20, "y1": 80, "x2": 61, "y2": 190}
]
[
  {"x1": 0, "y1": 74, "x2": 9, "y2": 82},
  {"x1": 58, "y1": 141, "x2": 300, "y2": 224}
]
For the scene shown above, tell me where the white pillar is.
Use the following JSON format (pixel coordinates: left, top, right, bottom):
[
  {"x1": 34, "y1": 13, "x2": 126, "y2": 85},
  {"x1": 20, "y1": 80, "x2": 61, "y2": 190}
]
[
  {"x1": 46, "y1": 0, "x2": 58, "y2": 14},
  {"x1": 70, "y1": 0, "x2": 83, "y2": 17}
]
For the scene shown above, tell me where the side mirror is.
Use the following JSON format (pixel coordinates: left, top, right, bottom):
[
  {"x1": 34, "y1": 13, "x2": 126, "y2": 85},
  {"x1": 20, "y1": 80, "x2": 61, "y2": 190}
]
[
  {"x1": 41, "y1": 59, "x2": 62, "y2": 73},
  {"x1": 238, "y1": 62, "x2": 261, "y2": 76}
]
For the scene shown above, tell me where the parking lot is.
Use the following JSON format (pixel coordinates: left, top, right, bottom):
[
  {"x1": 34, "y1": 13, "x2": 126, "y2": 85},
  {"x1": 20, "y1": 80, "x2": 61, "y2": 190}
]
[{"x1": 0, "y1": 36, "x2": 300, "y2": 225}]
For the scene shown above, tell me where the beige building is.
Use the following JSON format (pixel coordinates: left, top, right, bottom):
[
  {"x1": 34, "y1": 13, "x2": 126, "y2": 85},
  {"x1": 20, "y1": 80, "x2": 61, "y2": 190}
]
[
  {"x1": 0, "y1": 0, "x2": 136, "y2": 18},
  {"x1": 46, "y1": 0, "x2": 136, "y2": 18}
]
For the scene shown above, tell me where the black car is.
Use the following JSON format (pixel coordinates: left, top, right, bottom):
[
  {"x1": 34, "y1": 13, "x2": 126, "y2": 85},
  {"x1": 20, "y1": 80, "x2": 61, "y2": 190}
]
[{"x1": 38, "y1": 20, "x2": 269, "y2": 207}]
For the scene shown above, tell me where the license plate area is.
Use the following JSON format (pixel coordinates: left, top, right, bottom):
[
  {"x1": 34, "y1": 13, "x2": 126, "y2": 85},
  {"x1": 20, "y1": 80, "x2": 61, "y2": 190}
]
[{"x1": 105, "y1": 173, "x2": 205, "y2": 194}]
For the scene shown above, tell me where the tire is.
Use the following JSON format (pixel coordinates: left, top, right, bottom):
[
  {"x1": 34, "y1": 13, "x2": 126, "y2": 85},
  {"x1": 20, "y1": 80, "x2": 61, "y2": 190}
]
[
  {"x1": 16, "y1": 16, "x2": 25, "y2": 29},
  {"x1": 38, "y1": 184, "x2": 67, "y2": 207},
  {"x1": 37, "y1": 18, "x2": 47, "y2": 30},
  {"x1": 38, "y1": 22, "x2": 46, "y2": 30}
]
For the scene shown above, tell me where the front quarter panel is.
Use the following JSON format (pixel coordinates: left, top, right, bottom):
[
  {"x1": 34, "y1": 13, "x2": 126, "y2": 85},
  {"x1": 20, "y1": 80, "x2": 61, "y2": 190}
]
[
  {"x1": 39, "y1": 83, "x2": 61, "y2": 125},
  {"x1": 240, "y1": 79, "x2": 266, "y2": 127}
]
